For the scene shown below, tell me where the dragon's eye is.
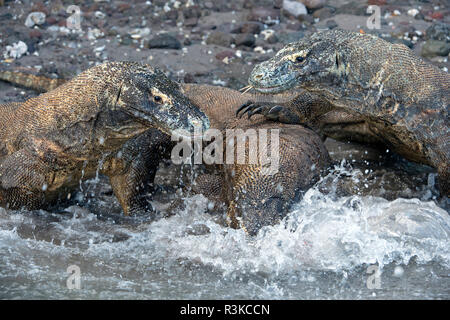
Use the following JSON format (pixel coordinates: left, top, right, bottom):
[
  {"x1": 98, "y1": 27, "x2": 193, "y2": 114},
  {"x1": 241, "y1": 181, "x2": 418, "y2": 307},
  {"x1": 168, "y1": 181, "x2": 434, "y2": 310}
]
[
  {"x1": 295, "y1": 56, "x2": 305, "y2": 63},
  {"x1": 154, "y1": 96, "x2": 162, "y2": 102}
]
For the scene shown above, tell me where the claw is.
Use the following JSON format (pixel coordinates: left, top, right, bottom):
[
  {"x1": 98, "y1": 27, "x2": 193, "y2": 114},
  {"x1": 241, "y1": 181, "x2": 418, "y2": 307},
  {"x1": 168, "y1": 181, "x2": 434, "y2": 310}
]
[
  {"x1": 238, "y1": 105, "x2": 254, "y2": 118},
  {"x1": 248, "y1": 106, "x2": 264, "y2": 119},
  {"x1": 236, "y1": 101, "x2": 253, "y2": 117},
  {"x1": 268, "y1": 105, "x2": 283, "y2": 114}
]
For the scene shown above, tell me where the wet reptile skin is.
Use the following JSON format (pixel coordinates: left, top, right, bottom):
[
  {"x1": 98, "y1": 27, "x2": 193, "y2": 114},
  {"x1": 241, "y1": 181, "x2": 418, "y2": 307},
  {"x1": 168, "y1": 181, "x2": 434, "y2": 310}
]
[
  {"x1": 0, "y1": 70, "x2": 330, "y2": 235},
  {"x1": 0, "y1": 61, "x2": 210, "y2": 215},
  {"x1": 244, "y1": 29, "x2": 449, "y2": 196}
]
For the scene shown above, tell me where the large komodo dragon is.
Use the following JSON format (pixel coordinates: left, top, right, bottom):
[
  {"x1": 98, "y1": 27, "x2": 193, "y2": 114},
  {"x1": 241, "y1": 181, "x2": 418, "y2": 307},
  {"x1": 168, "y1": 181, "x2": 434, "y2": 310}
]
[
  {"x1": 1, "y1": 69, "x2": 330, "y2": 235},
  {"x1": 238, "y1": 29, "x2": 449, "y2": 197},
  {"x1": 0, "y1": 61, "x2": 210, "y2": 216}
]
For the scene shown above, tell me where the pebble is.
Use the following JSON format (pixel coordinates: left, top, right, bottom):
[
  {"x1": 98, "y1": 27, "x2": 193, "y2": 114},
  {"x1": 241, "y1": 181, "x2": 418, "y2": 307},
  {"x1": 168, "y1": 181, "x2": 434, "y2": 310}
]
[
  {"x1": 235, "y1": 33, "x2": 255, "y2": 47},
  {"x1": 326, "y1": 19, "x2": 338, "y2": 29},
  {"x1": 129, "y1": 27, "x2": 151, "y2": 39},
  {"x1": 407, "y1": 9, "x2": 419, "y2": 17},
  {"x1": 421, "y1": 40, "x2": 450, "y2": 58},
  {"x1": 146, "y1": 34, "x2": 181, "y2": 49},
  {"x1": 4, "y1": 41, "x2": 28, "y2": 59},
  {"x1": 261, "y1": 29, "x2": 275, "y2": 41},
  {"x1": 206, "y1": 31, "x2": 234, "y2": 47},
  {"x1": 25, "y1": 12, "x2": 46, "y2": 28},
  {"x1": 233, "y1": 22, "x2": 264, "y2": 35},
  {"x1": 312, "y1": 7, "x2": 335, "y2": 20},
  {"x1": 425, "y1": 22, "x2": 450, "y2": 42},
  {"x1": 283, "y1": 0, "x2": 307, "y2": 18}
]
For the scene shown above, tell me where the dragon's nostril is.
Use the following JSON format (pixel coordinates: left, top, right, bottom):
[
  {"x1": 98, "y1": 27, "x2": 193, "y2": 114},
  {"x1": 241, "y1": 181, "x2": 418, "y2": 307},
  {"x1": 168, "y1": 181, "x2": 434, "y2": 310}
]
[{"x1": 254, "y1": 74, "x2": 263, "y2": 79}]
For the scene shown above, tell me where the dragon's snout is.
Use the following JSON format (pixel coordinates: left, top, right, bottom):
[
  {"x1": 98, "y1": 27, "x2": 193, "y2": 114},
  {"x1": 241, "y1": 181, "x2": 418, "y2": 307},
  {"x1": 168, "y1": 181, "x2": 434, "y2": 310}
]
[{"x1": 249, "y1": 60, "x2": 298, "y2": 94}]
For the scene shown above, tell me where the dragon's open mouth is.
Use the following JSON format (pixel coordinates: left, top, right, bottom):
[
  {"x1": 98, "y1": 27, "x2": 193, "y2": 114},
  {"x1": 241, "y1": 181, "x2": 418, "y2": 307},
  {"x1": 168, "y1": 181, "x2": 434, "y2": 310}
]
[{"x1": 249, "y1": 78, "x2": 298, "y2": 94}]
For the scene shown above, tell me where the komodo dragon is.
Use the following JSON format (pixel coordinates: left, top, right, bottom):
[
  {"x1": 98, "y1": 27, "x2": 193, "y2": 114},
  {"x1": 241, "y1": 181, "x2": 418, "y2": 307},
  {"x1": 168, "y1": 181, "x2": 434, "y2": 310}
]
[
  {"x1": 0, "y1": 61, "x2": 210, "y2": 216},
  {"x1": 238, "y1": 29, "x2": 450, "y2": 196},
  {"x1": 1, "y1": 69, "x2": 330, "y2": 235}
]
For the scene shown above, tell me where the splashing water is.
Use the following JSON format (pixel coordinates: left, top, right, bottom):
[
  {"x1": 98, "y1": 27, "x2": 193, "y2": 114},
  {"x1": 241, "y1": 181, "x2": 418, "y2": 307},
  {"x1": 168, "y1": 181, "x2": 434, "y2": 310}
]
[{"x1": 0, "y1": 163, "x2": 449, "y2": 299}]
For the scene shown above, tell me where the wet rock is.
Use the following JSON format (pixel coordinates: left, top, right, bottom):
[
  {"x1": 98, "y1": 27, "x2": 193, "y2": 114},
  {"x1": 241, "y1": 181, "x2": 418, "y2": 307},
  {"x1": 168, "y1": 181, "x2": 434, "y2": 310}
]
[
  {"x1": 335, "y1": 1, "x2": 367, "y2": 16},
  {"x1": 326, "y1": 19, "x2": 338, "y2": 29},
  {"x1": 46, "y1": 16, "x2": 58, "y2": 26},
  {"x1": 425, "y1": 23, "x2": 450, "y2": 42},
  {"x1": 206, "y1": 31, "x2": 233, "y2": 47},
  {"x1": 430, "y1": 12, "x2": 444, "y2": 20},
  {"x1": 282, "y1": 0, "x2": 307, "y2": 18},
  {"x1": 261, "y1": 29, "x2": 279, "y2": 44},
  {"x1": 421, "y1": 40, "x2": 450, "y2": 58},
  {"x1": 247, "y1": 7, "x2": 281, "y2": 25},
  {"x1": 119, "y1": 34, "x2": 133, "y2": 46},
  {"x1": 147, "y1": 34, "x2": 182, "y2": 49},
  {"x1": 384, "y1": 36, "x2": 414, "y2": 49},
  {"x1": 300, "y1": 0, "x2": 325, "y2": 9},
  {"x1": 4, "y1": 41, "x2": 28, "y2": 59},
  {"x1": 273, "y1": 0, "x2": 283, "y2": 9},
  {"x1": 183, "y1": 73, "x2": 197, "y2": 84},
  {"x1": 182, "y1": 5, "x2": 202, "y2": 19},
  {"x1": 297, "y1": 13, "x2": 314, "y2": 24},
  {"x1": 232, "y1": 22, "x2": 264, "y2": 34},
  {"x1": 25, "y1": 12, "x2": 46, "y2": 28},
  {"x1": 183, "y1": 38, "x2": 192, "y2": 46},
  {"x1": 414, "y1": 12, "x2": 425, "y2": 21},
  {"x1": 312, "y1": 7, "x2": 335, "y2": 20},
  {"x1": 235, "y1": 33, "x2": 255, "y2": 47},
  {"x1": 29, "y1": 29, "x2": 43, "y2": 39},
  {"x1": 407, "y1": 8, "x2": 419, "y2": 17},
  {"x1": 129, "y1": 27, "x2": 151, "y2": 40}
]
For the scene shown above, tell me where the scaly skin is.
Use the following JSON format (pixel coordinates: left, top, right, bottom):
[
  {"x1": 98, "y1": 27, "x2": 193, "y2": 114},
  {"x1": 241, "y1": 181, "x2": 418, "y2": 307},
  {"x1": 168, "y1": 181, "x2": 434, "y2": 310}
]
[
  {"x1": 0, "y1": 61, "x2": 210, "y2": 215},
  {"x1": 182, "y1": 84, "x2": 330, "y2": 235},
  {"x1": 242, "y1": 29, "x2": 450, "y2": 196},
  {"x1": 1, "y1": 69, "x2": 330, "y2": 235}
]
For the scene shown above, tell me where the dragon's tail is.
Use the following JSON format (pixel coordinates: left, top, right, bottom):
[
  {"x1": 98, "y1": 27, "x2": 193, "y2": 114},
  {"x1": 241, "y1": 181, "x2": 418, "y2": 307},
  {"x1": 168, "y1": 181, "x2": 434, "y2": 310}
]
[{"x1": 0, "y1": 68, "x2": 67, "y2": 93}]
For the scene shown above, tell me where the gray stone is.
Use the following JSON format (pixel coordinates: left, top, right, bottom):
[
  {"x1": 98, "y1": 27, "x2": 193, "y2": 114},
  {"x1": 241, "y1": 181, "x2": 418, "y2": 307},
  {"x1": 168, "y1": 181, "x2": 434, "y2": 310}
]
[
  {"x1": 147, "y1": 34, "x2": 182, "y2": 49},
  {"x1": 235, "y1": 33, "x2": 256, "y2": 47},
  {"x1": 283, "y1": 0, "x2": 307, "y2": 18},
  {"x1": 206, "y1": 31, "x2": 234, "y2": 47},
  {"x1": 425, "y1": 22, "x2": 450, "y2": 42},
  {"x1": 312, "y1": 7, "x2": 335, "y2": 20},
  {"x1": 232, "y1": 22, "x2": 264, "y2": 34},
  {"x1": 25, "y1": 12, "x2": 46, "y2": 28},
  {"x1": 421, "y1": 40, "x2": 450, "y2": 57}
]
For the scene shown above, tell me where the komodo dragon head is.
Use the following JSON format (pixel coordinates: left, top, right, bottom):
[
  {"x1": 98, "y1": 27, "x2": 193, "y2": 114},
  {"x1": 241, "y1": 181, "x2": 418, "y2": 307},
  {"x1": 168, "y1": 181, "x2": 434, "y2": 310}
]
[
  {"x1": 103, "y1": 62, "x2": 210, "y2": 135},
  {"x1": 248, "y1": 30, "x2": 349, "y2": 94}
]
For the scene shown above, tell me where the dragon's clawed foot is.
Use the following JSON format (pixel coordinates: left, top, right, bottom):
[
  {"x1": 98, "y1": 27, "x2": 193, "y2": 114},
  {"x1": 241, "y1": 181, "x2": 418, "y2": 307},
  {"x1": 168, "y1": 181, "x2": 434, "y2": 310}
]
[{"x1": 236, "y1": 100, "x2": 284, "y2": 121}]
